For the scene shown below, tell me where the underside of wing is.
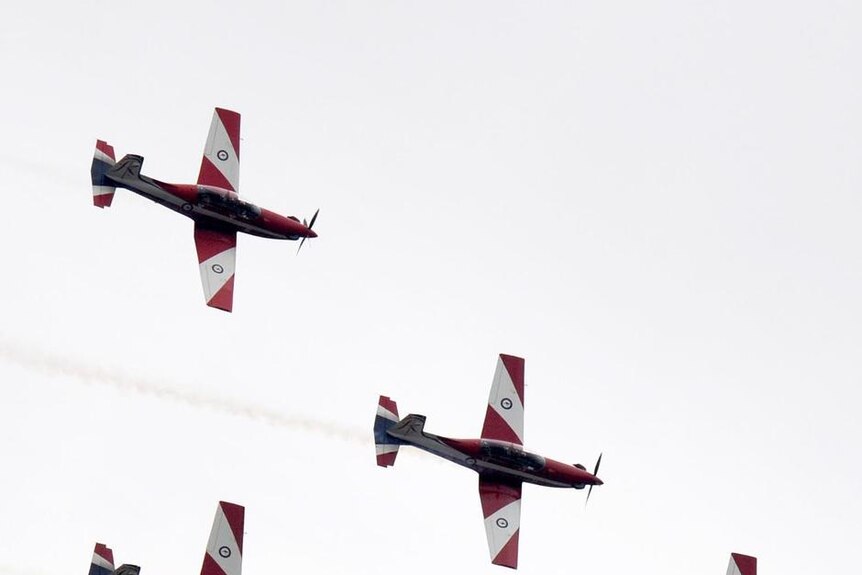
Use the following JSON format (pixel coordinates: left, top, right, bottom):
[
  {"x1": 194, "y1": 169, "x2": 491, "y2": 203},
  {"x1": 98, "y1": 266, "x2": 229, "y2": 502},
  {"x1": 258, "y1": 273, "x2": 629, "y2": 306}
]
[
  {"x1": 727, "y1": 554, "x2": 757, "y2": 575},
  {"x1": 479, "y1": 477, "x2": 522, "y2": 569},
  {"x1": 201, "y1": 501, "x2": 244, "y2": 575},
  {"x1": 194, "y1": 224, "x2": 237, "y2": 312},
  {"x1": 481, "y1": 354, "x2": 525, "y2": 446},
  {"x1": 198, "y1": 108, "x2": 241, "y2": 193}
]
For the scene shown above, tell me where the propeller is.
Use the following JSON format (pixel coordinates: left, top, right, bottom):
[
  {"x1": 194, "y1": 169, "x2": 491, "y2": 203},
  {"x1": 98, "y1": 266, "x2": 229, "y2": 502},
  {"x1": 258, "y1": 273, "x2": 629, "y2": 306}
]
[
  {"x1": 297, "y1": 208, "x2": 320, "y2": 254},
  {"x1": 585, "y1": 452, "x2": 602, "y2": 507}
]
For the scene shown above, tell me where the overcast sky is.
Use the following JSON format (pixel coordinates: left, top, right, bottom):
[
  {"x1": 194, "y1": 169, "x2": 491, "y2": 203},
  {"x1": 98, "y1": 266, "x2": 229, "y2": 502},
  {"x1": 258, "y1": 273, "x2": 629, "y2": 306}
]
[{"x1": 1, "y1": 2, "x2": 860, "y2": 574}]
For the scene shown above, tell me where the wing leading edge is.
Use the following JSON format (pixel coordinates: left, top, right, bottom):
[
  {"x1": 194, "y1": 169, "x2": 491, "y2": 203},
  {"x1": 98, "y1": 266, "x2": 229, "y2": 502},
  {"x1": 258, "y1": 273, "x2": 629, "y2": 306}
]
[
  {"x1": 194, "y1": 224, "x2": 237, "y2": 312},
  {"x1": 479, "y1": 477, "x2": 522, "y2": 569}
]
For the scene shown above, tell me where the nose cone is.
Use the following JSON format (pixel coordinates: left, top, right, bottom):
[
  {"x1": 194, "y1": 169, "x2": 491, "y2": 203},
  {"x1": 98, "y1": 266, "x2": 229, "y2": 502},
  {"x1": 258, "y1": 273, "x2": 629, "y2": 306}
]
[
  {"x1": 593, "y1": 476, "x2": 604, "y2": 486},
  {"x1": 307, "y1": 228, "x2": 318, "y2": 238}
]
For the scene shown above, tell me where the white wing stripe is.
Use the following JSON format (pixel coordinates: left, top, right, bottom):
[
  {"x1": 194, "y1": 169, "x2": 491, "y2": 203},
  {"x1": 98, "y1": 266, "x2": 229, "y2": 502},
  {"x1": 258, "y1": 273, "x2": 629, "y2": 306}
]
[
  {"x1": 91, "y1": 555, "x2": 113, "y2": 570},
  {"x1": 203, "y1": 112, "x2": 240, "y2": 192},
  {"x1": 376, "y1": 444, "x2": 399, "y2": 456},
  {"x1": 199, "y1": 248, "x2": 236, "y2": 302},
  {"x1": 376, "y1": 405, "x2": 398, "y2": 422},
  {"x1": 94, "y1": 148, "x2": 115, "y2": 164},
  {"x1": 488, "y1": 357, "x2": 525, "y2": 443},
  {"x1": 483, "y1": 497, "x2": 520, "y2": 560},
  {"x1": 207, "y1": 505, "x2": 242, "y2": 575},
  {"x1": 92, "y1": 185, "x2": 115, "y2": 196}
]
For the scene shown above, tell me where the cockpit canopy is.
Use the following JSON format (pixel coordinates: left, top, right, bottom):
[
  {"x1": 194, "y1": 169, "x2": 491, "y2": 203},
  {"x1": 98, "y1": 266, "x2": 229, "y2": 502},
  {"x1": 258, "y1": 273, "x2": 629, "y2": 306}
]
[
  {"x1": 197, "y1": 186, "x2": 261, "y2": 220},
  {"x1": 480, "y1": 440, "x2": 545, "y2": 471}
]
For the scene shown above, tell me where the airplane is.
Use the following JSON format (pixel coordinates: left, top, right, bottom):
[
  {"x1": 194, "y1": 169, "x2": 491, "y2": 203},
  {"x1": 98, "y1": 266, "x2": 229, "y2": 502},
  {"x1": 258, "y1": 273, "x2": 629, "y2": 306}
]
[
  {"x1": 726, "y1": 553, "x2": 757, "y2": 575},
  {"x1": 90, "y1": 108, "x2": 318, "y2": 312},
  {"x1": 87, "y1": 501, "x2": 244, "y2": 575},
  {"x1": 374, "y1": 353, "x2": 603, "y2": 569},
  {"x1": 87, "y1": 543, "x2": 139, "y2": 575}
]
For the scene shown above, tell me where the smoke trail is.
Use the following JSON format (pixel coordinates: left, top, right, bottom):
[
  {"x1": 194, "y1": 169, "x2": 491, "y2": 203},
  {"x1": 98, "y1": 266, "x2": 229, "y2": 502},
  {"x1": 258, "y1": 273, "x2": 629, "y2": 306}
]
[{"x1": 0, "y1": 339, "x2": 367, "y2": 445}]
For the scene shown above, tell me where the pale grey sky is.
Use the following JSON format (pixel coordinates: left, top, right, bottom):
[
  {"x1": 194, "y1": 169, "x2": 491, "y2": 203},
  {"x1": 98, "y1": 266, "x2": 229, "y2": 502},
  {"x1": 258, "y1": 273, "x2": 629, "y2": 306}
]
[{"x1": 1, "y1": 2, "x2": 860, "y2": 574}]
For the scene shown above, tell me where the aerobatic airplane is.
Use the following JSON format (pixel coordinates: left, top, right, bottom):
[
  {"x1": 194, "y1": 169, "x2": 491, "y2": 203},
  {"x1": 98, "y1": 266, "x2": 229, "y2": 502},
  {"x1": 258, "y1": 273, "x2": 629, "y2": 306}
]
[
  {"x1": 91, "y1": 108, "x2": 318, "y2": 312},
  {"x1": 86, "y1": 501, "x2": 245, "y2": 575},
  {"x1": 87, "y1": 544, "x2": 139, "y2": 575},
  {"x1": 726, "y1": 553, "x2": 757, "y2": 575},
  {"x1": 374, "y1": 354, "x2": 603, "y2": 569}
]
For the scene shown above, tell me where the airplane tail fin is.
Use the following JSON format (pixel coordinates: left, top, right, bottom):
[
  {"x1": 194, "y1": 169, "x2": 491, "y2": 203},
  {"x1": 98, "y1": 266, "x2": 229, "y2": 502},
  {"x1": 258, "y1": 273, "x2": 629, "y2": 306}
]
[
  {"x1": 374, "y1": 395, "x2": 402, "y2": 467},
  {"x1": 201, "y1": 501, "x2": 245, "y2": 575},
  {"x1": 88, "y1": 543, "x2": 115, "y2": 575},
  {"x1": 726, "y1": 553, "x2": 757, "y2": 575},
  {"x1": 91, "y1": 140, "x2": 117, "y2": 208}
]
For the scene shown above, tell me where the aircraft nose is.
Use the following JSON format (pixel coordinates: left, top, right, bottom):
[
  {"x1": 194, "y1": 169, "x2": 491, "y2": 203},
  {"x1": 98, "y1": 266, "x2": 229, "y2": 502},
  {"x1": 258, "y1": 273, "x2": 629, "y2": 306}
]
[
  {"x1": 594, "y1": 477, "x2": 604, "y2": 486},
  {"x1": 307, "y1": 228, "x2": 318, "y2": 238}
]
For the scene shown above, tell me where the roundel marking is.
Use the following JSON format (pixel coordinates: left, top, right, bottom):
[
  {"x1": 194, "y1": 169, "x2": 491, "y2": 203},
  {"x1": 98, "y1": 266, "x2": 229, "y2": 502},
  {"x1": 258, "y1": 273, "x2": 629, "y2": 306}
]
[
  {"x1": 212, "y1": 264, "x2": 225, "y2": 274},
  {"x1": 182, "y1": 203, "x2": 193, "y2": 212},
  {"x1": 496, "y1": 518, "x2": 509, "y2": 529},
  {"x1": 218, "y1": 546, "x2": 231, "y2": 558},
  {"x1": 217, "y1": 150, "x2": 229, "y2": 161},
  {"x1": 500, "y1": 397, "x2": 513, "y2": 410}
]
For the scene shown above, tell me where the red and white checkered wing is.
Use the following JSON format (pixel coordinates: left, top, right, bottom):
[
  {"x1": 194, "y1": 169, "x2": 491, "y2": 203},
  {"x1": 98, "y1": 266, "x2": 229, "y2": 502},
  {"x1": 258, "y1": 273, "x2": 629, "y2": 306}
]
[
  {"x1": 201, "y1": 501, "x2": 244, "y2": 575},
  {"x1": 198, "y1": 108, "x2": 241, "y2": 193},
  {"x1": 481, "y1": 354, "x2": 525, "y2": 446},
  {"x1": 194, "y1": 224, "x2": 237, "y2": 312},
  {"x1": 479, "y1": 478, "x2": 522, "y2": 569},
  {"x1": 727, "y1": 553, "x2": 757, "y2": 575}
]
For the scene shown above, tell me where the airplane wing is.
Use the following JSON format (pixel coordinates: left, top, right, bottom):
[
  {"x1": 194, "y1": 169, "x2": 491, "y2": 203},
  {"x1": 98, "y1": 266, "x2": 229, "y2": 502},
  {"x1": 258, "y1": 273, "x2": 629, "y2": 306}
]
[
  {"x1": 201, "y1": 501, "x2": 245, "y2": 575},
  {"x1": 194, "y1": 224, "x2": 237, "y2": 312},
  {"x1": 480, "y1": 354, "x2": 525, "y2": 446},
  {"x1": 727, "y1": 553, "x2": 757, "y2": 575},
  {"x1": 88, "y1": 543, "x2": 114, "y2": 575},
  {"x1": 479, "y1": 477, "x2": 522, "y2": 569},
  {"x1": 198, "y1": 108, "x2": 241, "y2": 193}
]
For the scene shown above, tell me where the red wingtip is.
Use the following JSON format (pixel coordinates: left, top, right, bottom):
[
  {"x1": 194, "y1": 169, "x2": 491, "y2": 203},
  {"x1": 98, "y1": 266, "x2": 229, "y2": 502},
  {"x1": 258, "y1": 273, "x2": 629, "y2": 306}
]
[{"x1": 731, "y1": 553, "x2": 757, "y2": 575}]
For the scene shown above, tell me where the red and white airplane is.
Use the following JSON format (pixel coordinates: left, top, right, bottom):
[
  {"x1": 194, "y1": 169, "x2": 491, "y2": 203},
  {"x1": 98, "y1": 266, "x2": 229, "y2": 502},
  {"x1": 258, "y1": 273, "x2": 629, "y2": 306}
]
[
  {"x1": 727, "y1": 553, "x2": 757, "y2": 575},
  {"x1": 87, "y1": 544, "x2": 139, "y2": 575},
  {"x1": 374, "y1": 354, "x2": 603, "y2": 569},
  {"x1": 87, "y1": 501, "x2": 244, "y2": 575},
  {"x1": 91, "y1": 108, "x2": 318, "y2": 312}
]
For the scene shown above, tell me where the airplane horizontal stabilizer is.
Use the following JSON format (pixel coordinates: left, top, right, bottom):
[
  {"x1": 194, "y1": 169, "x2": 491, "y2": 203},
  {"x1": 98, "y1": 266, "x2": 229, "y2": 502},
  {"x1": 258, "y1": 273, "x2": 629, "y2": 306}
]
[
  {"x1": 88, "y1": 543, "x2": 114, "y2": 575},
  {"x1": 374, "y1": 395, "x2": 402, "y2": 467},
  {"x1": 91, "y1": 140, "x2": 116, "y2": 208}
]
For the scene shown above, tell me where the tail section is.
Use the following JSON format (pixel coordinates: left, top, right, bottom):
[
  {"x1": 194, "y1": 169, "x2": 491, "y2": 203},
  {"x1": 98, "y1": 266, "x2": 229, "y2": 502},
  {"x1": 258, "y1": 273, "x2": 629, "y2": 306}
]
[
  {"x1": 727, "y1": 553, "x2": 757, "y2": 575},
  {"x1": 91, "y1": 140, "x2": 117, "y2": 208},
  {"x1": 201, "y1": 501, "x2": 245, "y2": 575},
  {"x1": 374, "y1": 395, "x2": 402, "y2": 467},
  {"x1": 88, "y1": 543, "x2": 114, "y2": 575}
]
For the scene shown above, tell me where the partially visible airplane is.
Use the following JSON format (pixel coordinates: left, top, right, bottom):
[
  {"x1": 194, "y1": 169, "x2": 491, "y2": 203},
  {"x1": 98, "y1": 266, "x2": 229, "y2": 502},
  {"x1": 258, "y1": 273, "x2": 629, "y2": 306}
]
[
  {"x1": 91, "y1": 108, "x2": 318, "y2": 312},
  {"x1": 87, "y1": 501, "x2": 244, "y2": 575},
  {"x1": 87, "y1": 543, "x2": 139, "y2": 575},
  {"x1": 727, "y1": 553, "x2": 757, "y2": 575},
  {"x1": 374, "y1": 354, "x2": 603, "y2": 569},
  {"x1": 201, "y1": 500, "x2": 245, "y2": 575}
]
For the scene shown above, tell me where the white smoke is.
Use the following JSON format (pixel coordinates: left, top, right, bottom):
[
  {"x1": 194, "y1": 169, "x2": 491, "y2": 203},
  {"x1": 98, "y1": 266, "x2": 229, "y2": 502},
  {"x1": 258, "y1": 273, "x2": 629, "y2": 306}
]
[{"x1": 0, "y1": 339, "x2": 367, "y2": 445}]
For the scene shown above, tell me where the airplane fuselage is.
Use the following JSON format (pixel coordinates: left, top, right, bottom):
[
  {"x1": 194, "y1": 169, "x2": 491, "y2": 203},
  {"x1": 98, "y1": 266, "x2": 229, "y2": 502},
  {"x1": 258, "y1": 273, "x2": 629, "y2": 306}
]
[
  {"x1": 105, "y1": 154, "x2": 315, "y2": 240},
  {"x1": 386, "y1": 414, "x2": 602, "y2": 489}
]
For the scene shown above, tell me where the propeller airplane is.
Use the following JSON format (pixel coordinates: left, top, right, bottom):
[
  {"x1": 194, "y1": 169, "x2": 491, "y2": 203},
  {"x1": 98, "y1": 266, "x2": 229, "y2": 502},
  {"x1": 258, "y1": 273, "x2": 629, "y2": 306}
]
[
  {"x1": 374, "y1": 354, "x2": 603, "y2": 569},
  {"x1": 91, "y1": 108, "x2": 318, "y2": 312}
]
